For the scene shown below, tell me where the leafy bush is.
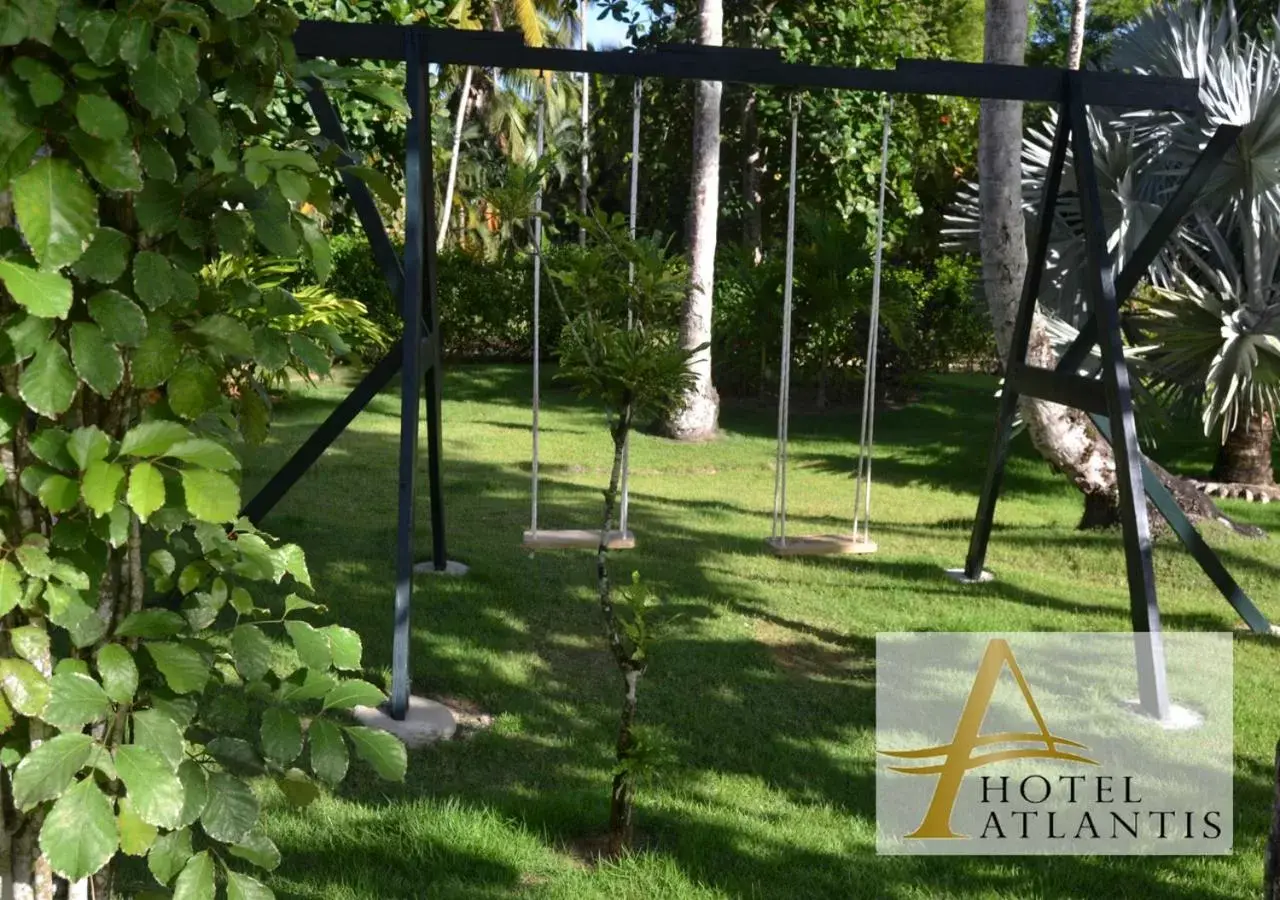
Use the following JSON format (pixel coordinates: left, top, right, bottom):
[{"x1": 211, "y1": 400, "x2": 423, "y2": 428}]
[
  {"x1": 0, "y1": 3, "x2": 406, "y2": 897},
  {"x1": 328, "y1": 233, "x2": 563, "y2": 360}
]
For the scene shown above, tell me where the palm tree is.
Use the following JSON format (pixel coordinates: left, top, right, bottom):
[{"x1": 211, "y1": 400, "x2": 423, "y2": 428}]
[
  {"x1": 662, "y1": 0, "x2": 724, "y2": 440},
  {"x1": 1112, "y1": 2, "x2": 1280, "y2": 491},
  {"x1": 436, "y1": 0, "x2": 573, "y2": 250}
]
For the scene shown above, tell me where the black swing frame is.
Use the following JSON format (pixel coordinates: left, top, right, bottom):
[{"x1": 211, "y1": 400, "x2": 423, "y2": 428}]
[{"x1": 244, "y1": 19, "x2": 1267, "y2": 720}]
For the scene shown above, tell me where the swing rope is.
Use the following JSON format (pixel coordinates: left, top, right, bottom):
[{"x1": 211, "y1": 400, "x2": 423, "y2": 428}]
[
  {"x1": 619, "y1": 78, "x2": 642, "y2": 535},
  {"x1": 770, "y1": 96, "x2": 893, "y2": 547},
  {"x1": 771, "y1": 97, "x2": 801, "y2": 543},
  {"x1": 529, "y1": 79, "x2": 639, "y2": 540},
  {"x1": 852, "y1": 97, "x2": 893, "y2": 543},
  {"x1": 529, "y1": 89, "x2": 546, "y2": 534}
]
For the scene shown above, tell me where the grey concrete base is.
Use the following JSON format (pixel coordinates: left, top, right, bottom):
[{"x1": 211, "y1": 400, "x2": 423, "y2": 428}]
[
  {"x1": 413, "y1": 559, "x2": 470, "y2": 576},
  {"x1": 1119, "y1": 699, "x2": 1204, "y2": 731},
  {"x1": 352, "y1": 695, "x2": 457, "y2": 747},
  {"x1": 943, "y1": 567, "x2": 994, "y2": 584}
]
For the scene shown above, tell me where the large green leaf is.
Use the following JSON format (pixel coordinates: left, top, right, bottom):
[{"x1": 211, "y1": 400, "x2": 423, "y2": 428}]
[
  {"x1": 307, "y1": 717, "x2": 349, "y2": 785},
  {"x1": 322, "y1": 680, "x2": 385, "y2": 712},
  {"x1": 181, "y1": 469, "x2": 240, "y2": 523},
  {"x1": 344, "y1": 726, "x2": 407, "y2": 781},
  {"x1": 132, "y1": 707, "x2": 185, "y2": 770},
  {"x1": 12, "y1": 158, "x2": 98, "y2": 270},
  {"x1": 133, "y1": 250, "x2": 174, "y2": 310},
  {"x1": 20, "y1": 342, "x2": 78, "y2": 416},
  {"x1": 118, "y1": 795, "x2": 159, "y2": 856},
  {"x1": 275, "y1": 768, "x2": 320, "y2": 808},
  {"x1": 148, "y1": 827, "x2": 193, "y2": 885},
  {"x1": 0, "y1": 656, "x2": 51, "y2": 717},
  {"x1": 192, "y1": 314, "x2": 253, "y2": 357},
  {"x1": 0, "y1": 559, "x2": 22, "y2": 616},
  {"x1": 88, "y1": 290, "x2": 148, "y2": 345},
  {"x1": 115, "y1": 744, "x2": 185, "y2": 828},
  {"x1": 134, "y1": 179, "x2": 183, "y2": 236},
  {"x1": 11, "y1": 732, "x2": 96, "y2": 810},
  {"x1": 67, "y1": 425, "x2": 111, "y2": 470},
  {"x1": 278, "y1": 668, "x2": 336, "y2": 704},
  {"x1": 97, "y1": 643, "x2": 138, "y2": 703},
  {"x1": 227, "y1": 871, "x2": 275, "y2": 900},
  {"x1": 172, "y1": 850, "x2": 215, "y2": 900},
  {"x1": 284, "y1": 620, "x2": 331, "y2": 670},
  {"x1": 0, "y1": 88, "x2": 40, "y2": 187},
  {"x1": 14, "y1": 57, "x2": 63, "y2": 106},
  {"x1": 168, "y1": 358, "x2": 222, "y2": 419},
  {"x1": 44, "y1": 583, "x2": 108, "y2": 647},
  {"x1": 115, "y1": 609, "x2": 187, "y2": 639},
  {"x1": 323, "y1": 625, "x2": 361, "y2": 670},
  {"x1": 250, "y1": 188, "x2": 297, "y2": 256},
  {"x1": 0, "y1": 260, "x2": 73, "y2": 318},
  {"x1": 67, "y1": 128, "x2": 143, "y2": 192},
  {"x1": 145, "y1": 642, "x2": 209, "y2": 694},
  {"x1": 127, "y1": 461, "x2": 166, "y2": 522},
  {"x1": 211, "y1": 0, "x2": 256, "y2": 19},
  {"x1": 176, "y1": 759, "x2": 209, "y2": 827},
  {"x1": 72, "y1": 228, "x2": 131, "y2": 284},
  {"x1": 201, "y1": 771, "x2": 259, "y2": 843},
  {"x1": 81, "y1": 459, "x2": 125, "y2": 517},
  {"x1": 120, "y1": 420, "x2": 191, "y2": 457},
  {"x1": 167, "y1": 438, "x2": 239, "y2": 471},
  {"x1": 38, "y1": 777, "x2": 118, "y2": 881},
  {"x1": 71, "y1": 321, "x2": 124, "y2": 396},
  {"x1": 230, "y1": 624, "x2": 273, "y2": 682},
  {"x1": 130, "y1": 324, "x2": 182, "y2": 387},
  {"x1": 36, "y1": 474, "x2": 79, "y2": 514},
  {"x1": 260, "y1": 708, "x2": 302, "y2": 765},
  {"x1": 228, "y1": 828, "x2": 281, "y2": 871},
  {"x1": 43, "y1": 672, "x2": 112, "y2": 731},
  {"x1": 75, "y1": 93, "x2": 129, "y2": 141}
]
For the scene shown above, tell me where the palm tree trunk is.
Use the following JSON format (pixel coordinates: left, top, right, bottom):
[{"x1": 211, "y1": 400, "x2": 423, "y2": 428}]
[
  {"x1": 1213, "y1": 411, "x2": 1274, "y2": 485},
  {"x1": 438, "y1": 66, "x2": 474, "y2": 252},
  {"x1": 980, "y1": 0, "x2": 1123, "y2": 522},
  {"x1": 1066, "y1": 0, "x2": 1089, "y2": 69},
  {"x1": 663, "y1": 0, "x2": 723, "y2": 441}
]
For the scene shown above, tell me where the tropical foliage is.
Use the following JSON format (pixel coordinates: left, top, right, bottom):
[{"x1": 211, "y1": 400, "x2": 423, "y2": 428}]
[
  {"x1": 0, "y1": 2, "x2": 406, "y2": 896},
  {"x1": 547, "y1": 210, "x2": 695, "y2": 854}
]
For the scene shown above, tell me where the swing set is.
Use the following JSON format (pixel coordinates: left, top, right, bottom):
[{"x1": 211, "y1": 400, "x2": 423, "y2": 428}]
[{"x1": 240, "y1": 19, "x2": 1265, "y2": 723}]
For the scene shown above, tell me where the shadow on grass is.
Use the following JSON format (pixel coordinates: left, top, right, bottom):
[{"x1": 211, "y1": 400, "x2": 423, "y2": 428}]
[{"x1": 238, "y1": 367, "x2": 1275, "y2": 900}]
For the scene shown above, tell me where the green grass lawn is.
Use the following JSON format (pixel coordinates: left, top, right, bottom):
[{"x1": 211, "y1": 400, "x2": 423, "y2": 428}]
[{"x1": 242, "y1": 364, "x2": 1280, "y2": 899}]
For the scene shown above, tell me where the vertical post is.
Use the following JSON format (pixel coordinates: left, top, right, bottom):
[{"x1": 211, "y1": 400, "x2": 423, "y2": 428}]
[
  {"x1": 392, "y1": 31, "x2": 429, "y2": 721},
  {"x1": 578, "y1": 0, "x2": 589, "y2": 246},
  {"x1": 964, "y1": 100, "x2": 1071, "y2": 579},
  {"x1": 619, "y1": 78, "x2": 641, "y2": 534},
  {"x1": 422, "y1": 32, "x2": 448, "y2": 574},
  {"x1": 1067, "y1": 84, "x2": 1168, "y2": 720}
]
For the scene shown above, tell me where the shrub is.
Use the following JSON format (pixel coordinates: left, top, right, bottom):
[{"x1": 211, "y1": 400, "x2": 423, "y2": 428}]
[{"x1": 328, "y1": 233, "x2": 563, "y2": 360}]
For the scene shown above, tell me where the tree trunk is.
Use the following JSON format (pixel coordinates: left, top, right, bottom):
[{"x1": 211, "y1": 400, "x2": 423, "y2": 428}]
[
  {"x1": 437, "y1": 65, "x2": 474, "y2": 251},
  {"x1": 742, "y1": 87, "x2": 763, "y2": 265},
  {"x1": 979, "y1": 0, "x2": 1129, "y2": 526},
  {"x1": 1066, "y1": 0, "x2": 1089, "y2": 69},
  {"x1": 662, "y1": 0, "x2": 723, "y2": 441},
  {"x1": 1212, "y1": 411, "x2": 1274, "y2": 486}
]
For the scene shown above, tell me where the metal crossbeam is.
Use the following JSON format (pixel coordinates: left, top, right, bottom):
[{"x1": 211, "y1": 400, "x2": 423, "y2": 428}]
[{"x1": 293, "y1": 22, "x2": 1198, "y2": 110}]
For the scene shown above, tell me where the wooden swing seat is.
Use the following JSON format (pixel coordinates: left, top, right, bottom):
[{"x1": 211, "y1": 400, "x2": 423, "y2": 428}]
[
  {"x1": 522, "y1": 529, "x2": 636, "y2": 551},
  {"x1": 765, "y1": 534, "x2": 877, "y2": 557}
]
